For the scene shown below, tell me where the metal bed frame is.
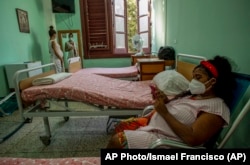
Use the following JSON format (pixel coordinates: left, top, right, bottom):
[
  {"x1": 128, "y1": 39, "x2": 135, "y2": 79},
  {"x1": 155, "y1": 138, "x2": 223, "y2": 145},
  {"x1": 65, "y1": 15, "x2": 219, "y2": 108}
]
[
  {"x1": 13, "y1": 63, "x2": 145, "y2": 145},
  {"x1": 12, "y1": 54, "x2": 207, "y2": 145}
]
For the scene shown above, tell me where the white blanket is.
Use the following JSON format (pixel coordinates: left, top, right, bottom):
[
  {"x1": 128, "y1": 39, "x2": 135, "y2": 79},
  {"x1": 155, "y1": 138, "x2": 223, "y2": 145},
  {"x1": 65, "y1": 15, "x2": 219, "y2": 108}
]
[{"x1": 32, "y1": 72, "x2": 72, "y2": 86}]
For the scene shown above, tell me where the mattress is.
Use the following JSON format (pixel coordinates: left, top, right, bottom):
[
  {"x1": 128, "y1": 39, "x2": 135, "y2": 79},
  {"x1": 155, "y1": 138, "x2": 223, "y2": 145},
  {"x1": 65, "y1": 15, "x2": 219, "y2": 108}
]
[
  {"x1": 78, "y1": 65, "x2": 138, "y2": 78},
  {"x1": 21, "y1": 72, "x2": 154, "y2": 109}
]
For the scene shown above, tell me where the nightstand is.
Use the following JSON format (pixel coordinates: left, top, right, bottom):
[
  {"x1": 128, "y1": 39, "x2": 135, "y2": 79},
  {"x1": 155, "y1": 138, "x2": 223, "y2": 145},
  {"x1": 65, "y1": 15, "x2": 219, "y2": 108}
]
[
  {"x1": 137, "y1": 58, "x2": 165, "y2": 81},
  {"x1": 131, "y1": 55, "x2": 151, "y2": 65}
]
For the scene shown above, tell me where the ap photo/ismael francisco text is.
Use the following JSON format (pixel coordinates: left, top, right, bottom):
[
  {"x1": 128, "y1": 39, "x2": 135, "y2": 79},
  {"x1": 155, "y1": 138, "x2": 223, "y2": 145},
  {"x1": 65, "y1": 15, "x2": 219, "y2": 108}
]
[{"x1": 101, "y1": 149, "x2": 250, "y2": 164}]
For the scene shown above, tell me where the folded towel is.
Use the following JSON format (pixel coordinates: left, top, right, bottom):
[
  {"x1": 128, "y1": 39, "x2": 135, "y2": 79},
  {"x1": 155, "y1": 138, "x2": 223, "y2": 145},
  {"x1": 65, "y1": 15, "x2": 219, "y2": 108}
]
[{"x1": 32, "y1": 72, "x2": 72, "y2": 86}]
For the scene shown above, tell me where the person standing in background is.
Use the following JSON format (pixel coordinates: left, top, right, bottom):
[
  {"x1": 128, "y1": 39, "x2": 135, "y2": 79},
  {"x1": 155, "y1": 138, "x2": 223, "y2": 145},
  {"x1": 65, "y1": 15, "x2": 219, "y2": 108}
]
[
  {"x1": 65, "y1": 33, "x2": 79, "y2": 59},
  {"x1": 48, "y1": 25, "x2": 64, "y2": 73}
]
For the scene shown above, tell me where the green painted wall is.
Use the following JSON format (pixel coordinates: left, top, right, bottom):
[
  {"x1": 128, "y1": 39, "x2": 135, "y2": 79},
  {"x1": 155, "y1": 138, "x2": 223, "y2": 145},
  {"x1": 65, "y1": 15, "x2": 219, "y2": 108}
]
[
  {"x1": 151, "y1": 0, "x2": 168, "y2": 54},
  {"x1": 166, "y1": 0, "x2": 250, "y2": 75},
  {"x1": 166, "y1": 0, "x2": 250, "y2": 149},
  {"x1": 0, "y1": 0, "x2": 52, "y2": 97},
  {"x1": 55, "y1": 0, "x2": 81, "y2": 31}
]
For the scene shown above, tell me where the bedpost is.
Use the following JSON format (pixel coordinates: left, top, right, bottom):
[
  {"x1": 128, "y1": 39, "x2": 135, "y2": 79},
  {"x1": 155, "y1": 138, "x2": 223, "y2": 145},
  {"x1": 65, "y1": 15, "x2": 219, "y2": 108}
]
[{"x1": 13, "y1": 63, "x2": 56, "y2": 121}]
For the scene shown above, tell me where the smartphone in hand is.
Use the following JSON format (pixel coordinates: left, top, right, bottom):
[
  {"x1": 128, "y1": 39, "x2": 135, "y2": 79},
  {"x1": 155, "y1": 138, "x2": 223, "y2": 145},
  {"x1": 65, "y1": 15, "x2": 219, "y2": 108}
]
[{"x1": 150, "y1": 83, "x2": 170, "y2": 103}]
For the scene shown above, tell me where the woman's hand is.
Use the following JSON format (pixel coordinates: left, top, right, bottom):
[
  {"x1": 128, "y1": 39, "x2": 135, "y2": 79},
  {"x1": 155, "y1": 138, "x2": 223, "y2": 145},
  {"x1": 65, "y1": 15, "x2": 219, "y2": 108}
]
[
  {"x1": 152, "y1": 86, "x2": 169, "y2": 117},
  {"x1": 151, "y1": 85, "x2": 169, "y2": 103},
  {"x1": 154, "y1": 96, "x2": 169, "y2": 117}
]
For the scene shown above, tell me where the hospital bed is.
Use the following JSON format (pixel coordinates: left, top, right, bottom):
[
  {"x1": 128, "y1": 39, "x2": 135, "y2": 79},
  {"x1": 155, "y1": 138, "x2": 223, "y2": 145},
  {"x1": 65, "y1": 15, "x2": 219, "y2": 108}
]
[
  {"x1": 13, "y1": 54, "x2": 205, "y2": 145},
  {"x1": 67, "y1": 57, "x2": 175, "y2": 81},
  {"x1": 67, "y1": 57, "x2": 139, "y2": 81}
]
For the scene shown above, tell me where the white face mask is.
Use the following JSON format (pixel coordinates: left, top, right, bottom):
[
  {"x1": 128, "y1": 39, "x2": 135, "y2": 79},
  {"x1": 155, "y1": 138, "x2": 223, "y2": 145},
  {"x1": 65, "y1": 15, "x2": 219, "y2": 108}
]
[{"x1": 189, "y1": 79, "x2": 206, "y2": 94}]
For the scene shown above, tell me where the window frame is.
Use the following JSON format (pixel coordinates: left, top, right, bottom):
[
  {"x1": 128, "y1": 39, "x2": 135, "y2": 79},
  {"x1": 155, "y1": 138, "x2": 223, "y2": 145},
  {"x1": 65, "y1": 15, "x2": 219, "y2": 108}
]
[{"x1": 80, "y1": 0, "x2": 151, "y2": 59}]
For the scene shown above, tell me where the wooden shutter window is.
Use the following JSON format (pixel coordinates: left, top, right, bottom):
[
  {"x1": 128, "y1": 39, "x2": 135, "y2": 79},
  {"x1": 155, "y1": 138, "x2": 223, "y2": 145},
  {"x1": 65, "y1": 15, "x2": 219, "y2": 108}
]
[{"x1": 85, "y1": 0, "x2": 109, "y2": 50}]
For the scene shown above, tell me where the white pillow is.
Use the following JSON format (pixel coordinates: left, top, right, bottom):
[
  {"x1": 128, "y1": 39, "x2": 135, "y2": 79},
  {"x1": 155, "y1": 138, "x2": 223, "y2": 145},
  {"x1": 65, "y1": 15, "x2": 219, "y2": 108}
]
[{"x1": 152, "y1": 70, "x2": 189, "y2": 96}]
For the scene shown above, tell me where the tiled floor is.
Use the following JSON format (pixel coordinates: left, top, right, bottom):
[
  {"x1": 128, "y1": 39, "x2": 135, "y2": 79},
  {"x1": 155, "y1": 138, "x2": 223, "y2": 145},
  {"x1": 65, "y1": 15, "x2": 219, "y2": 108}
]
[{"x1": 0, "y1": 109, "x2": 112, "y2": 158}]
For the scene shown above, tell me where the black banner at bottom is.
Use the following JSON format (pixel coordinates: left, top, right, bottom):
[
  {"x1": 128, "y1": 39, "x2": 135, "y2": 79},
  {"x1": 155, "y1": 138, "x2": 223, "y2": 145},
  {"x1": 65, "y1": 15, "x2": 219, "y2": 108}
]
[{"x1": 101, "y1": 149, "x2": 250, "y2": 164}]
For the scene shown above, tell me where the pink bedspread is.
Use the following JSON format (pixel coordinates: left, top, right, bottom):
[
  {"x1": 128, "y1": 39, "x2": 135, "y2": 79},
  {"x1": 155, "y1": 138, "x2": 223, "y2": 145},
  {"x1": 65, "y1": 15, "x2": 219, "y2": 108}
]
[
  {"x1": 0, "y1": 157, "x2": 100, "y2": 165},
  {"x1": 21, "y1": 72, "x2": 154, "y2": 109},
  {"x1": 78, "y1": 65, "x2": 138, "y2": 78}
]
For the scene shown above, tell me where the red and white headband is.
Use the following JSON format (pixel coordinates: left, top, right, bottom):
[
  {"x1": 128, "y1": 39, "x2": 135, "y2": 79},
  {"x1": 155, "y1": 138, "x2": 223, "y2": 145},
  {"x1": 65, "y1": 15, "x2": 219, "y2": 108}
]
[{"x1": 200, "y1": 61, "x2": 218, "y2": 78}]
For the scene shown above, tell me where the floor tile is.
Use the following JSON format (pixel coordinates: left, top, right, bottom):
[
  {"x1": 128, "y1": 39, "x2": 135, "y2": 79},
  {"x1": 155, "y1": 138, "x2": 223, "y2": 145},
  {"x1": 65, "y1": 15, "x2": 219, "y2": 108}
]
[{"x1": 0, "y1": 112, "x2": 112, "y2": 158}]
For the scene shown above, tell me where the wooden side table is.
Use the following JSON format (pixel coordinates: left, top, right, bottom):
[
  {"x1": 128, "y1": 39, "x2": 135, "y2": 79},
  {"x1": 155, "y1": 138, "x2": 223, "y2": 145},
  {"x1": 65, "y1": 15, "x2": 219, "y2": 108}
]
[{"x1": 137, "y1": 58, "x2": 165, "y2": 81}]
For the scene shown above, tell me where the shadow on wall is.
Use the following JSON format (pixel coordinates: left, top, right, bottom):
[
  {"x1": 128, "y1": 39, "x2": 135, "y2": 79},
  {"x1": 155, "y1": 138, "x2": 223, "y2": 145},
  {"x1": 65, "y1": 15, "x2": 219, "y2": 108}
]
[
  {"x1": 83, "y1": 58, "x2": 131, "y2": 68},
  {"x1": 0, "y1": 66, "x2": 10, "y2": 97},
  {"x1": 31, "y1": 31, "x2": 43, "y2": 62},
  {"x1": 35, "y1": 0, "x2": 45, "y2": 13}
]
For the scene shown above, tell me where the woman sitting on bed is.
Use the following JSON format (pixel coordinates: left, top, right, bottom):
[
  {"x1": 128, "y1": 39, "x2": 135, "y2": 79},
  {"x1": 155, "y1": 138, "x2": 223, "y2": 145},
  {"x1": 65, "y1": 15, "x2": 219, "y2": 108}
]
[{"x1": 106, "y1": 55, "x2": 236, "y2": 148}]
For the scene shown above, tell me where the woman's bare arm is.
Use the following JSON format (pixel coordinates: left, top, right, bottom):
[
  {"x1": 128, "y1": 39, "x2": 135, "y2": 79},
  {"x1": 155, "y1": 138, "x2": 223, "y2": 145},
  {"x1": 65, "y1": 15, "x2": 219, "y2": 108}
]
[
  {"x1": 154, "y1": 98, "x2": 224, "y2": 146},
  {"x1": 52, "y1": 41, "x2": 63, "y2": 61}
]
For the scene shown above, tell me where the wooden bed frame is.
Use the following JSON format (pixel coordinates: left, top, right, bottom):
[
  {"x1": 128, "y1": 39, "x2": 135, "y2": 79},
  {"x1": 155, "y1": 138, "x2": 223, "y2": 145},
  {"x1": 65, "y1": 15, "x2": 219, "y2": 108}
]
[
  {"x1": 176, "y1": 53, "x2": 207, "y2": 81},
  {"x1": 67, "y1": 57, "x2": 82, "y2": 73},
  {"x1": 13, "y1": 54, "x2": 205, "y2": 146}
]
